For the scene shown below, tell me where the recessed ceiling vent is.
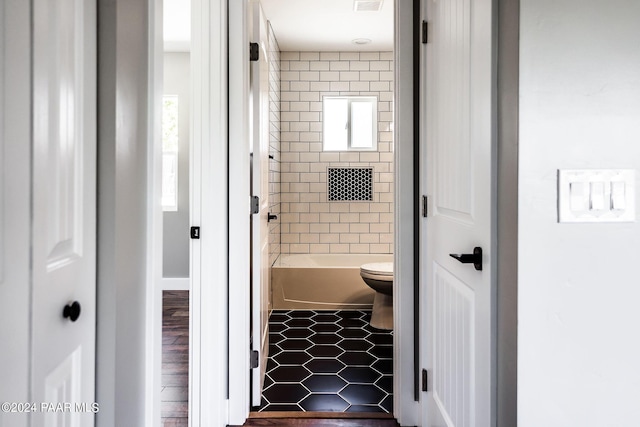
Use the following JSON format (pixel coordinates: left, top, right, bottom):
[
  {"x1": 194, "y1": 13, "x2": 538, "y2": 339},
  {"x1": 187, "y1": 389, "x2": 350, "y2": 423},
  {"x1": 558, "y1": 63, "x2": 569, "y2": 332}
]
[{"x1": 354, "y1": 0, "x2": 383, "y2": 12}]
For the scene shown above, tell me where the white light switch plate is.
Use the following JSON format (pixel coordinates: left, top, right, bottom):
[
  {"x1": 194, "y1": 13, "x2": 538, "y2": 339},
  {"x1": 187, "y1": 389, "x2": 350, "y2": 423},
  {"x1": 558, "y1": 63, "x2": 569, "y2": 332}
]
[{"x1": 558, "y1": 169, "x2": 636, "y2": 223}]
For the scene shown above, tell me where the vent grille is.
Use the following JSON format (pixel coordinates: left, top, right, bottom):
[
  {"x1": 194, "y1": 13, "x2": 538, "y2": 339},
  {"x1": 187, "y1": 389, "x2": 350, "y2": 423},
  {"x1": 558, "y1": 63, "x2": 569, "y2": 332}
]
[
  {"x1": 354, "y1": 0, "x2": 383, "y2": 12},
  {"x1": 328, "y1": 167, "x2": 373, "y2": 201}
]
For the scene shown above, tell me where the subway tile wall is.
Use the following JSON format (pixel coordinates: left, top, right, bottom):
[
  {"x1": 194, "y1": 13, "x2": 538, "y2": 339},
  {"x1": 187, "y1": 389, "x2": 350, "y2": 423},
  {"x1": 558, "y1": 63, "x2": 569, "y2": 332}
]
[
  {"x1": 268, "y1": 24, "x2": 281, "y2": 267},
  {"x1": 279, "y1": 51, "x2": 394, "y2": 255}
]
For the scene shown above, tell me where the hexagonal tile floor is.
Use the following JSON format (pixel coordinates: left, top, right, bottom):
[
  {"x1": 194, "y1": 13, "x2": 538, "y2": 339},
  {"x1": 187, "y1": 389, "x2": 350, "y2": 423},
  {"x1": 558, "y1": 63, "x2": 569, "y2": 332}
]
[{"x1": 258, "y1": 310, "x2": 393, "y2": 413}]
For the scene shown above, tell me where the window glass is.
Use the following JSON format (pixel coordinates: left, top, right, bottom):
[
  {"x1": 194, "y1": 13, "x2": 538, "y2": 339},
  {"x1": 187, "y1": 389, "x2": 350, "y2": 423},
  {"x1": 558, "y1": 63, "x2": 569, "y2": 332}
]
[
  {"x1": 323, "y1": 96, "x2": 377, "y2": 151},
  {"x1": 162, "y1": 95, "x2": 179, "y2": 211}
]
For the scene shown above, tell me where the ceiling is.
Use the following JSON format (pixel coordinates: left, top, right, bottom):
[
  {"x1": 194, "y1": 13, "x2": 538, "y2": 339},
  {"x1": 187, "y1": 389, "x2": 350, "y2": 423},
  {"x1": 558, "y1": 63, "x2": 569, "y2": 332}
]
[
  {"x1": 260, "y1": 0, "x2": 394, "y2": 51},
  {"x1": 163, "y1": 0, "x2": 393, "y2": 52}
]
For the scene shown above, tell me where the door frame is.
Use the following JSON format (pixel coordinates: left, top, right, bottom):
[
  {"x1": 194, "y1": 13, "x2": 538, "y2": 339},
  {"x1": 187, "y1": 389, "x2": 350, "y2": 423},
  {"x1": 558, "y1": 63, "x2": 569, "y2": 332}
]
[{"x1": 225, "y1": 0, "x2": 421, "y2": 425}]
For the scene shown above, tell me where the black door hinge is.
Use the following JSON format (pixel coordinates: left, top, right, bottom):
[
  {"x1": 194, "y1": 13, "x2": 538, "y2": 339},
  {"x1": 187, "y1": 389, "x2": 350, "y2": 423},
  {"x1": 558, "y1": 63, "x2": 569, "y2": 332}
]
[
  {"x1": 422, "y1": 20, "x2": 428, "y2": 44},
  {"x1": 250, "y1": 42, "x2": 259, "y2": 61},
  {"x1": 190, "y1": 226, "x2": 200, "y2": 239},
  {"x1": 422, "y1": 195, "x2": 428, "y2": 217},
  {"x1": 250, "y1": 350, "x2": 259, "y2": 369},
  {"x1": 251, "y1": 196, "x2": 260, "y2": 214},
  {"x1": 422, "y1": 369, "x2": 429, "y2": 392}
]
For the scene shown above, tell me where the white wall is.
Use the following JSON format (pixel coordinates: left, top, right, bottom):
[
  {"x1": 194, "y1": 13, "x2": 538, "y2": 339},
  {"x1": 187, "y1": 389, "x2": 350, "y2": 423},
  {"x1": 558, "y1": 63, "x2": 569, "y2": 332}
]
[
  {"x1": 163, "y1": 52, "x2": 191, "y2": 279},
  {"x1": 97, "y1": 0, "x2": 154, "y2": 425},
  {"x1": 0, "y1": 2, "x2": 30, "y2": 427},
  {"x1": 518, "y1": 0, "x2": 640, "y2": 425}
]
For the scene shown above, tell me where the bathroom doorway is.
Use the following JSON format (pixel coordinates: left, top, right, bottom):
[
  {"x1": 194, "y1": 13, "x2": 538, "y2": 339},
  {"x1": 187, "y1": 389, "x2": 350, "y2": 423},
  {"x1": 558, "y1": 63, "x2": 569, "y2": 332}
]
[{"x1": 247, "y1": 0, "x2": 400, "y2": 416}]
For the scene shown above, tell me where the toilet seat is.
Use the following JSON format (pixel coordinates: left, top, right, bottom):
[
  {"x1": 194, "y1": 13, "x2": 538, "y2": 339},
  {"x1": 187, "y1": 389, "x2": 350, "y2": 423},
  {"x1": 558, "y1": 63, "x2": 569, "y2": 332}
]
[{"x1": 360, "y1": 262, "x2": 393, "y2": 281}]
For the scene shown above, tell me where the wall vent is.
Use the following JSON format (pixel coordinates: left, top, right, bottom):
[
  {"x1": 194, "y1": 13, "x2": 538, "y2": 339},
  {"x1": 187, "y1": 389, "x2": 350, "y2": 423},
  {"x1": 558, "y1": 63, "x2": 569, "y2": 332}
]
[
  {"x1": 353, "y1": 0, "x2": 383, "y2": 12},
  {"x1": 328, "y1": 167, "x2": 373, "y2": 202}
]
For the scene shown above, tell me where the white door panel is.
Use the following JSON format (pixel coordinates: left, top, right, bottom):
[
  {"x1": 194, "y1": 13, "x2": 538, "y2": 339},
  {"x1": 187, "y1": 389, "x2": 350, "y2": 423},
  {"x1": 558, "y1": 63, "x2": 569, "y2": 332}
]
[
  {"x1": 32, "y1": 0, "x2": 97, "y2": 425},
  {"x1": 250, "y1": 0, "x2": 270, "y2": 407},
  {"x1": 423, "y1": 0, "x2": 494, "y2": 425}
]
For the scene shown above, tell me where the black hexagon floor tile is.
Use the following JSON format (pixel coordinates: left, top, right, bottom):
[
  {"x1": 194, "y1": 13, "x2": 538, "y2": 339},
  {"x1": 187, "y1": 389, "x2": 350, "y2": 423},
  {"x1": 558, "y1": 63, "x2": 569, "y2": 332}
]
[
  {"x1": 262, "y1": 383, "x2": 310, "y2": 404},
  {"x1": 281, "y1": 327, "x2": 314, "y2": 339},
  {"x1": 304, "y1": 358, "x2": 346, "y2": 374},
  {"x1": 302, "y1": 375, "x2": 347, "y2": 393},
  {"x1": 308, "y1": 333, "x2": 342, "y2": 345},
  {"x1": 306, "y1": 344, "x2": 344, "y2": 358},
  {"x1": 268, "y1": 365, "x2": 312, "y2": 382},
  {"x1": 339, "y1": 366, "x2": 382, "y2": 384},
  {"x1": 339, "y1": 384, "x2": 386, "y2": 406},
  {"x1": 299, "y1": 394, "x2": 349, "y2": 412},
  {"x1": 338, "y1": 351, "x2": 376, "y2": 366},
  {"x1": 273, "y1": 350, "x2": 313, "y2": 366},
  {"x1": 338, "y1": 338, "x2": 373, "y2": 352},
  {"x1": 259, "y1": 310, "x2": 393, "y2": 413}
]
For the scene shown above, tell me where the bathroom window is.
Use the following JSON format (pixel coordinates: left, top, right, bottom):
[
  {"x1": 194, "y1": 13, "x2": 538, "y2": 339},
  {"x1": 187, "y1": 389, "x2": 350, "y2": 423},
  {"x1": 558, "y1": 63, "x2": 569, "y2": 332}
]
[
  {"x1": 323, "y1": 96, "x2": 377, "y2": 151},
  {"x1": 162, "y1": 95, "x2": 179, "y2": 211}
]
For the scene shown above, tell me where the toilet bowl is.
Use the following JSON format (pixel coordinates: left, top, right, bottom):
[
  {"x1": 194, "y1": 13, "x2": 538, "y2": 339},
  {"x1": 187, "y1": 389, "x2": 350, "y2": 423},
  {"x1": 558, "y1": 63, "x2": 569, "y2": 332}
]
[{"x1": 360, "y1": 262, "x2": 393, "y2": 330}]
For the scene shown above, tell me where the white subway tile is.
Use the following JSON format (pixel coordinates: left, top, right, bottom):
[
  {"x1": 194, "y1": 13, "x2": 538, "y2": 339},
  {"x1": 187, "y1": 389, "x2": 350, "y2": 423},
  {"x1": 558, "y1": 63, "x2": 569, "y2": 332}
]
[
  {"x1": 350, "y1": 223, "x2": 370, "y2": 233},
  {"x1": 300, "y1": 152, "x2": 320, "y2": 162},
  {"x1": 340, "y1": 213, "x2": 360, "y2": 223},
  {"x1": 340, "y1": 234, "x2": 360, "y2": 244},
  {"x1": 300, "y1": 172, "x2": 320, "y2": 182},
  {"x1": 300, "y1": 91, "x2": 320, "y2": 102},
  {"x1": 300, "y1": 111, "x2": 320, "y2": 121},
  {"x1": 311, "y1": 81, "x2": 331, "y2": 91},
  {"x1": 290, "y1": 244, "x2": 310, "y2": 253},
  {"x1": 371, "y1": 81, "x2": 390, "y2": 91},
  {"x1": 290, "y1": 61, "x2": 310, "y2": 71},
  {"x1": 360, "y1": 234, "x2": 380, "y2": 244},
  {"x1": 339, "y1": 71, "x2": 360, "y2": 81},
  {"x1": 329, "y1": 203, "x2": 350, "y2": 213},
  {"x1": 320, "y1": 234, "x2": 339, "y2": 244},
  {"x1": 281, "y1": 52, "x2": 300, "y2": 60},
  {"x1": 320, "y1": 152, "x2": 340, "y2": 162},
  {"x1": 359, "y1": 213, "x2": 380, "y2": 222},
  {"x1": 281, "y1": 91, "x2": 300, "y2": 101},
  {"x1": 350, "y1": 61, "x2": 369, "y2": 71},
  {"x1": 310, "y1": 244, "x2": 330, "y2": 254},
  {"x1": 290, "y1": 81, "x2": 310, "y2": 91},
  {"x1": 300, "y1": 132, "x2": 320, "y2": 142},
  {"x1": 330, "y1": 81, "x2": 350, "y2": 91},
  {"x1": 360, "y1": 52, "x2": 380, "y2": 60},
  {"x1": 370, "y1": 61, "x2": 390, "y2": 71},
  {"x1": 300, "y1": 192, "x2": 320, "y2": 203},
  {"x1": 340, "y1": 52, "x2": 359, "y2": 60},
  {"x1": 380, "y1": 71, "x2": 394, "y2": 81},
  {"x1": 290, "y1": 223, "x2": 310, "y2": 233},
  {"x1": 370, "y1": 223, "x2": 389, "y2": 233},
  {"x1": 320, "y1": 52, "x2": 340, "y2": 60},
  {"x1": 309, "y1": 203, "x2": 330, "y2": 213},
  {"x1": 290, "y1": 203, "x2": 310, "y2": 213},
  {"x1": 370, "y1": 244, "x2": 390, "y2": 253},
  {"x1": 320, "y1": 213, "x2": 340, "y2": 223},
  {"x1": 300, "y1": 52, "x2": 320, "y2": 60},
  {"x1": 309, "y1": 61, "x2": 330, "y2": 71},
  {"x1": 300, "y1": 233, "x2": 320, "y2": 244},
  {"x1": 290, "y1": 183, "x2": 310, "y2": 193},
  {"x1": 349, "y1": 244, "x2": 370, "y2": 253},
  {"x1": 290, "y1": 122, "x2": 310, "y2": 132},
  {"x1": 359, "y1": 71, "x2": 380, "y2": 81},
  {"x1": 360, "y1": 152, "x2": 380, "y2": 162},
  {"x1": 281, "y1": 212, "x2": 299, "y2": 223},
  {"x1": 329, "y1": 244, "x2": 349, "y2": 253},
  {"x1": 349, "y1": 203, "x2": 370, "y2": 213},
  {"x1": 310, "y1": 223, "x2": 330, "y2": 233},
  {"x1": 350, "y1": 81, "x2": 370, "y2": 91},
  {"x1": 330, "y1": 223, "x2": 349, "y2": 233},
  {"x1": 329, "y1": 61, "x2": 350, "y2": 71}
]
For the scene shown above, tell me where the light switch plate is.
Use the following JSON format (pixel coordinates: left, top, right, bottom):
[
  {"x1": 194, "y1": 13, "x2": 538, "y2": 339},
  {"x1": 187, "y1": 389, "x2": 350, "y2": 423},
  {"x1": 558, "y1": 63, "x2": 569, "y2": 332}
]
[{"x1": 558, "y1": 169, "x2": 636, "y2": 223}]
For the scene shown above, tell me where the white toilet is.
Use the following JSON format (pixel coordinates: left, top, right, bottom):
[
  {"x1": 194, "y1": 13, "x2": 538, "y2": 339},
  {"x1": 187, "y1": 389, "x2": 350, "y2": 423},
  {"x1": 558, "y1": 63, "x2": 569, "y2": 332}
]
[{"x1": 360, "y1": 262, "x2": 393, "y2": 330}]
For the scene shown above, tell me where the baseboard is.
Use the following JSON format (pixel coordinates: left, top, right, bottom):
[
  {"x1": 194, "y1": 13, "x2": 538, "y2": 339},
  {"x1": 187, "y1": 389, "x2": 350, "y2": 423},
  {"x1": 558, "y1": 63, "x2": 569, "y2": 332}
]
[{"x1": 161, "y1": 277, "x2": 190, "y2": 291}]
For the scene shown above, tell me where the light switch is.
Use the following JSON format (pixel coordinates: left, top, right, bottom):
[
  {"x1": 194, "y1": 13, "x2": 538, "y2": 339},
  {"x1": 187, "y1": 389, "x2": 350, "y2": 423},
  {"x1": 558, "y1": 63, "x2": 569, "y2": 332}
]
[
  {"x1": 611, "y1": 181, "x2": 626, "y2": 210},
  {"x1": 589, "y1": 181, "x2": 605, "y2": 211},
  {"x1": 570, "y1": 182, "x2": 587, "y2": 211},
  {"x1": 558, "y1": 169, "x2": 635, "y2": 223}
]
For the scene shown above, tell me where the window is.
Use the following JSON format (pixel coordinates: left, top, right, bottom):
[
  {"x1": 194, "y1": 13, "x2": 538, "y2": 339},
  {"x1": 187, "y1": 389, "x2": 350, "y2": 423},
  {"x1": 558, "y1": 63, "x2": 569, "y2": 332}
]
[
  {"x1": 323, "y1": 96, "x2": 377, "y2": 151},
  {"x1": 162, "y1": 95, "x2": 179, "y2": 211}
]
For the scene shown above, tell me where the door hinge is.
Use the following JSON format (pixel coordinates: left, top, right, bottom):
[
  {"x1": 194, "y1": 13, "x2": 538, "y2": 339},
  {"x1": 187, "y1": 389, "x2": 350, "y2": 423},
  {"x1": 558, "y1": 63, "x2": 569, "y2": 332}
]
[
  {"x1": 190, "y1": 226, "x2": 200, "y2": 239},
  {"x1": 251, "y1": 196, "x2": 260, "y2": 214},
  {"x1": 421, "y1": 369, "x2": 429, "y2": 392},
  {"x1": 249, "y1": 42, "x2": 259, "y2": 61},
  {"x1": 422, "y1": 195, "x2": 428, "y2": 217},
  {"x1": 250, "y1": 350, "x2": 259, "y2": 369},
  {"x1": 422, "y1": 20, "x2": 428, "y2": 44}
]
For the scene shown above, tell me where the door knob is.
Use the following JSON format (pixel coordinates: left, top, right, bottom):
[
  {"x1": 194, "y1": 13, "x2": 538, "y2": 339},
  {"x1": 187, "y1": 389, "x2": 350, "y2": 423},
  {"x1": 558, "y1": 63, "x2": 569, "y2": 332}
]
[
  {"x1": 449, "y1": 247, "x2": 483, "y2": 271},
  {"x1": 63, "y1": 301, "x2": 81, "y2": 322}
]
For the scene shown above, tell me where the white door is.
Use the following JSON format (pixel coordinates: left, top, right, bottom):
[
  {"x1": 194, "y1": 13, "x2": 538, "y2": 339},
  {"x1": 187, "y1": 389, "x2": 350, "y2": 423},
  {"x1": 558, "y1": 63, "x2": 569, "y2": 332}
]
[
  {"x1": 422, "y1": 0, "x2": 494, "y2": 425},
  {"x1": 250, "y1": 0, "x2": 271, "y2": 407},
  {"x1": 31, "y1": 0, "x2": 97, "y2": 425}
]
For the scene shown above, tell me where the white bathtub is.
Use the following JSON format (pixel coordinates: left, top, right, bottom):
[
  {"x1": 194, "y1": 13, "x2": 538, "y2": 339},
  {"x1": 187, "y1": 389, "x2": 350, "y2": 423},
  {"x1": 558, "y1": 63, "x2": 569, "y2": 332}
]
[{"x1": 271, "y1": 254, "x2": 393, "y2": 310}]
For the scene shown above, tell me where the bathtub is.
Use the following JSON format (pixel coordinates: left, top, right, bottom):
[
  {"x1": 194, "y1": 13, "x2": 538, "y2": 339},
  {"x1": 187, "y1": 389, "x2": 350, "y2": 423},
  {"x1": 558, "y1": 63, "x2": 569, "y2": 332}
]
[{"x1": 271, "y1": 254, "x2": 393, "y2": 310}]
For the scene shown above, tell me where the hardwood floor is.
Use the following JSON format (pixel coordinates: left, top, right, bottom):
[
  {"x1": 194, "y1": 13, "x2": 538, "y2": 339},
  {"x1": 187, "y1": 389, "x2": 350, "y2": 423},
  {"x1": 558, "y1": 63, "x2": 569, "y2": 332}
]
[
  {"x1": 162, "y1": 290, "x2": 189, "y2": 427},
  {"x1": 241, "y1": 413, "x2": 399, "y2": 427}
]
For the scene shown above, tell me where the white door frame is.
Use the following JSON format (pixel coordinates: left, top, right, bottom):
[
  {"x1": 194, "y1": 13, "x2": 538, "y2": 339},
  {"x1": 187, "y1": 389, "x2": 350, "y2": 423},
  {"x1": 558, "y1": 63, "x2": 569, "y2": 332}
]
[
  {"x1": 225, "y1": 0, "x2": 421, "y2": 425},
  {"x1": 189, "y1": 0, "x2": 231, "y2": 425}
]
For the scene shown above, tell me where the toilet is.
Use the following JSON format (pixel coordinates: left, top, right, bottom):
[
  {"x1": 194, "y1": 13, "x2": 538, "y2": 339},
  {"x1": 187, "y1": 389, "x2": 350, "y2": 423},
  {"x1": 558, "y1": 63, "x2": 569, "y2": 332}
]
[{"x1": 360, "y1": 262, "x2": 394, "y2": 330}]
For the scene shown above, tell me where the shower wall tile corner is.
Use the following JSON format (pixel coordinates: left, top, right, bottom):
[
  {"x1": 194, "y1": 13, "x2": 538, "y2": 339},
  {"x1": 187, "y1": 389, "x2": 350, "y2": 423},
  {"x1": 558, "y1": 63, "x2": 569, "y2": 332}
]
[
  {"x1": 277, "y1": 51, "x2": 394, "y2": 256},
  {"x1": 268, "y1": 24, "x2": 281, "y2": 267}
]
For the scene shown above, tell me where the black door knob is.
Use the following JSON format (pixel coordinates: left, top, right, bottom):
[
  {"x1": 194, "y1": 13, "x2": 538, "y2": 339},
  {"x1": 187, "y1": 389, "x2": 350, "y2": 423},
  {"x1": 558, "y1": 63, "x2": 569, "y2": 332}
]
[
  {"x1": 63, "y1": 301, "x2": 81, "y2": 322},
  {"x1": 449, "y1": 247, "x2": 483, "y2": 271}
]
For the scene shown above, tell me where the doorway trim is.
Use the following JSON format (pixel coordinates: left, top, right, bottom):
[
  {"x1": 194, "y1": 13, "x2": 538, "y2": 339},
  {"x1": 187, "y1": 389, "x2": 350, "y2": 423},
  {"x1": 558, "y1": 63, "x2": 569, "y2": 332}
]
[{"x1": 224, "y1": 0, "x2": 420, "y2": 425}]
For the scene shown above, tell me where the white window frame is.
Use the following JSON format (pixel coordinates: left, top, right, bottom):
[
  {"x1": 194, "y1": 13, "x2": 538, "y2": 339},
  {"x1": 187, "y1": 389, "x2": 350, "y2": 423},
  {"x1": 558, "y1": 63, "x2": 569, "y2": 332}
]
[{"x1": 322, "y1": 95, "x2": 378, "y2": 151}]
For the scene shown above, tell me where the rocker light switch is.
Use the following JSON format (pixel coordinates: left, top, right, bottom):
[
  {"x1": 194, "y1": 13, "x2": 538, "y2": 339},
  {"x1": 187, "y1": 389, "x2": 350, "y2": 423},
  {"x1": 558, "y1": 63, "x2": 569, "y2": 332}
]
[{"x1": 558, "y1": 169, "x2": 636, "y2": 223}]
